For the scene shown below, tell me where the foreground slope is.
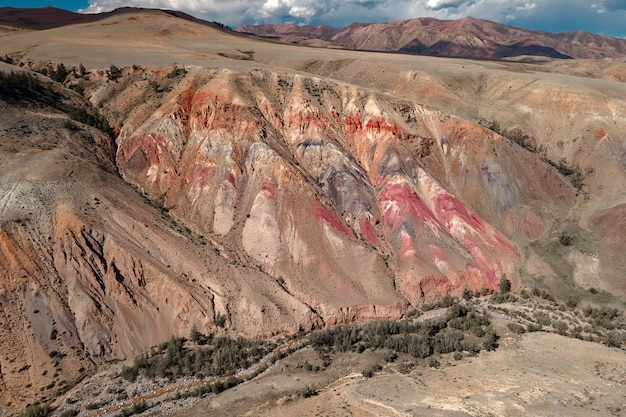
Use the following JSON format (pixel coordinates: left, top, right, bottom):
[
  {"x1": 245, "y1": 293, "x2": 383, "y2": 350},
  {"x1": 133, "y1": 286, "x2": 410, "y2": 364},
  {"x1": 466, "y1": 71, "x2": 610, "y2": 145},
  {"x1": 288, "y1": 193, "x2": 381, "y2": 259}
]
[
  {"x1": 0, "y1": 66, "x2": 319, "y2": 411},
  {"x1": 0, "y1": 8, "x2": 625, "y2": 414}
]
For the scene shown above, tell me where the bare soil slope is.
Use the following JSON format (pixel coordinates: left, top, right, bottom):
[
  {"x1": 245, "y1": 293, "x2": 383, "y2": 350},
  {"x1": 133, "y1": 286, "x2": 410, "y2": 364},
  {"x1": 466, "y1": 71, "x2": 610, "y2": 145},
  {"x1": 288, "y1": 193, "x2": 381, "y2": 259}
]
[{"x1": 0, "y1": 9, "x2": 624, "y2": 415}]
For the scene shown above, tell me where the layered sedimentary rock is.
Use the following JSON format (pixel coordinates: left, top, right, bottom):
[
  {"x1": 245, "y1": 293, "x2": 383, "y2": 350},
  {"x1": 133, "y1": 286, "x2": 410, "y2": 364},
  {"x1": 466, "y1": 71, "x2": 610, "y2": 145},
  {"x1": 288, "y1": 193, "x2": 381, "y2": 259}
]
[{"x1": 111, "y1": 67, "x2": 574, "y2": 310}]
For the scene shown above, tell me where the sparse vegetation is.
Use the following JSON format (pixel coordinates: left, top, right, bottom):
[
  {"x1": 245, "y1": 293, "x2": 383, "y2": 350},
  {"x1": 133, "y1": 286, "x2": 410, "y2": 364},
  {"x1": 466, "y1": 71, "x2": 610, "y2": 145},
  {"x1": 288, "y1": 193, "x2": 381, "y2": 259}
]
[
  {"x1": 117, "y1": 400, "x2": 148, "y2": 417},
  {"x1": 361, "y1": 363, "x2": 382, "y2": 377},
  {"x1": 49, "y1": 287, "x2": 625, "y2": 416},
  {"x1": 68, "y1": 107, "x2": 115, "y2": 138},
  {"x1": 69, "y1": 83, "x2": 85, "y2": 96},
  {"x1": 547, "y1": 158, "x2": 585, "y2": 191},
  {"x1": 485, "y1": 119, "x2": 585, "y2": 190},
  {"x1": 165, "y1": 67, "x2": 187, "y2": 78},
  {"x1": 296, "y1": 385, "x2": 318, "y2": 398},
  {"x1": 499, "y1": 277, "x2": 511, "y2": 293},
  {"x1": 18, "y1": 404, "x2": 49, "y2": 417},
  {"x1": 426, "y1": 357, "x2": 440, "y2": 368},
  {"x1": 0, "y1": 71, "x2": 54, "y2": 105},
  {"x1": 213, "y1": 313, "x2": 227, "y2": 328},
  {"x1": 486, "y1": 121, "x2": 539, "y2": 153},
  {"x1": 211, "y1": 21, "x2": 232, "y2": 30},
  {"x1": 558, "y1": 230, "x2": 573, "y2": 246},
  {"x1": 0, "y1": 70, "x2": 115, "y2": 139}
]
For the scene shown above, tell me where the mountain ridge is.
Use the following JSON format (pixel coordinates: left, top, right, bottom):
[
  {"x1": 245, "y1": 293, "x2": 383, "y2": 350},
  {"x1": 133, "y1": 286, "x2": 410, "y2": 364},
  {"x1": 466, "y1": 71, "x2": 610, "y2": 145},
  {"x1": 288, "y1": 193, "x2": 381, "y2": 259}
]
[{"x1": 237, "y1": 16, "x2": 626, "y2": 60}]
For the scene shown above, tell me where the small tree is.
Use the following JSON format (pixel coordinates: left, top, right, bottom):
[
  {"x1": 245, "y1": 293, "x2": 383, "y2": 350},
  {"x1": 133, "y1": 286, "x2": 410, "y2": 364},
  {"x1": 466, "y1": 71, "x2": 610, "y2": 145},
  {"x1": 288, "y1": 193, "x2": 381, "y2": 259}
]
[
  {"x1": 51, "y1": 62, "x2": 69, "y2": 83},
  {"x1": 214, "y1": 312, "x2": 227, "y2": 328},
  {"x1": 107, "y1": 64, "x2": 122, "y2": 81},
  {"x1": 499, "y1": 277, "x2": 511, "y2": 294},
  {"x1": 483, "y1": 330, "x2": 499, "y2": 351},
  {"x1": 189, "y1": 324, "x2": 202, "y2": 344},
  {"x1": 462, "y1": 287, "x2": 473, "y2": 300},
  {"x1": 605, "y1": 331, "x2": 622, "y2": 348}
]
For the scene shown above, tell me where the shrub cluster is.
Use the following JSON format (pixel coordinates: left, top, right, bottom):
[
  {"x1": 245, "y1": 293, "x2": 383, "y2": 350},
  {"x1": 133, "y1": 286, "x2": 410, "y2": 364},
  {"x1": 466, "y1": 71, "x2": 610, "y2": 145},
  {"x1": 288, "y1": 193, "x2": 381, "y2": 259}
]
[
  {"x1": 0, "y1": 71, "x2": 55, "y2": 106},
  {"x1": 18, "y1": 404, "x2": 49, "y2": 417},
  {"x1": 486, "y1": 120, "x2": 584, "y2": 190},
  {"x1": 120, "y1": 336, "x2": 274, "y2": 382},
  {"x1": 68, "y1": 107, "x2": 115, "y2": 138},
  {"x1": 308, "y1": 300, "x2": 496, "y2": 359},
  {"x1": 0, "y1": 71, "x2": 115, "y2": 138},
  {"x1": 582, "y1": 307, "x2": 625, "y2": 331},
  {"x1": 165, "y1": 67, "x2": 187, "y2": 78},
  {"x1": 116, "y1": 400, "x2": 147, "y2": 417}
]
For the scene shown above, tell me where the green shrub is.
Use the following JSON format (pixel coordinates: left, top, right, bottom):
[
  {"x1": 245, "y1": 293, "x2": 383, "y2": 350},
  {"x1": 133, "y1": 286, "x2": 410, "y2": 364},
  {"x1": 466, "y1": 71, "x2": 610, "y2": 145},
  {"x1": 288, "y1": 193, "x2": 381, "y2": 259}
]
[
  {"x1": 482, "y1": 330, "x2": 499, "y2": 351},
  {"x1": 119, "y1": 365, "x2": 138, "y2": 383},
  {"x1": 118, "y1": 400, "x2": 148, "y2": 417},
  {"x1": 426, "y1": 357, "x2": 440, "y2": 368},
  {"x1": 605, "y1": 331, "x2": 623, "y2": 348},
  {"x1": 499, "y1": 277, "x2": 511, "y2": 293},
  {"x1": 165, "y1": 67, "x2": 187, "y2": 78},
  {"x1": 214, "y1": 313, "x2": 227, "y2": 328},
  {"x1": 507, "y1": 323, "x2": 526, "y2": 334},
  {"x1": 18, "y1": 404, "x2": 49, "y2": 417},
  {"x1": 296, "y1": 385, "x2": 318, "y2": 398},
  {"x1": 0, "y1": 71, "x2": 49, "y2": 105}
]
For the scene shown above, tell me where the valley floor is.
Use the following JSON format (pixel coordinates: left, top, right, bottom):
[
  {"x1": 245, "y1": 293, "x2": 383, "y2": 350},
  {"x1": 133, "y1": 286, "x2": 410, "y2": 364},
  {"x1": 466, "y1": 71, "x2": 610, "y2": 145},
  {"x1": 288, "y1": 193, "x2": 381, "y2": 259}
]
[
  {"x1": 55, "y1": 296, "x2": 626, "y2": 417},
  {"x1": 172, "y1": 332, "x2": 626, "y2": 417}
]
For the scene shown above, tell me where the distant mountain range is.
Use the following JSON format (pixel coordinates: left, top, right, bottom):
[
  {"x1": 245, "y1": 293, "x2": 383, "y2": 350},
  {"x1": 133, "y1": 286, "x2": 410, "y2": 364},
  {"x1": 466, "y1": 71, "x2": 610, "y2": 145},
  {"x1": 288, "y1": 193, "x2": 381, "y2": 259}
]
[
  {"x1": 1, "y1": 7, "x2": 625, "y2": 61},
  {"x1": 238, "y1": 17, "x2": 626, "y2": 61}
]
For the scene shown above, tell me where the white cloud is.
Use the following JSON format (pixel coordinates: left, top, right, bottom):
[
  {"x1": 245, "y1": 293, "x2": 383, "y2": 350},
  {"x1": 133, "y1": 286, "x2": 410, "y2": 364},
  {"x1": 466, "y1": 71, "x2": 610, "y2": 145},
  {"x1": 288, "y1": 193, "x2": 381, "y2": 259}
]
[
  {"x1": 79, "y1": 0, "x2": 626, "y2": 37},
  {"x1": 424, "y1": 0, "x2": 476, "y2": 11},
  {"x1": 515, "y1": 2, "x2": 536, "y2": 12}
]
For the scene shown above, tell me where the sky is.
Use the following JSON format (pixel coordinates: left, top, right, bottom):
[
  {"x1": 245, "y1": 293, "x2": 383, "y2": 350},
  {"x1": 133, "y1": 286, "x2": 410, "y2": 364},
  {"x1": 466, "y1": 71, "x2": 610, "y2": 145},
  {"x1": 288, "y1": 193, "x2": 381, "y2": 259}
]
[{"x1": 1, "y1": 0, "x2": 625, "y2": 38}]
